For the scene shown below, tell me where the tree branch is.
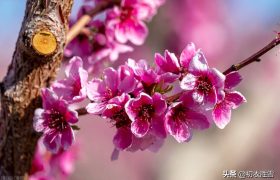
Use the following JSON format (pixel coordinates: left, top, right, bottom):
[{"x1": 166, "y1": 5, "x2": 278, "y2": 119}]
[
  {"x1": 0, "y1": 0, "x2": 73, "y2": 177},
  {"x1": 223, "y1": 35, "x2": 280, "y2": 75}
]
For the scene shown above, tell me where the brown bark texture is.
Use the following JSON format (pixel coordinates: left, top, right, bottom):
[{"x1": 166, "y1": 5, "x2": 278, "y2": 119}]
[{"x1": 0, "y1": 0, "x2": 73, "y2": 177}]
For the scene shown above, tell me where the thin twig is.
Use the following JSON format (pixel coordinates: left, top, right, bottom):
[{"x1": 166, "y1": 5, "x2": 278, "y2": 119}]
[
  {"x1": 66, "y1": 0, "x2": 121, "y2": 44},
  {"x1": 223, "y1": 35, "x2": 280, "y2": 75}
]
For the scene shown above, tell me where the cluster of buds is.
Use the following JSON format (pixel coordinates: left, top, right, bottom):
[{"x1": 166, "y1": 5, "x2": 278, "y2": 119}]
[{"x1": 33, "y1": 43, "x2": 246, "y2": 158}]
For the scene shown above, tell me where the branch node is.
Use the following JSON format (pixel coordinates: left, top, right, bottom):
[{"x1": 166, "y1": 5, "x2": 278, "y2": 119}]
[{"x1": 32, "y1": 30, "x2": 57, "y2": 56}]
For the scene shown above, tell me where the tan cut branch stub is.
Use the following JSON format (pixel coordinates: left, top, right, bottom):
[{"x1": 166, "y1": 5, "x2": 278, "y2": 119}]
[{"x1": 32, "y1": 31, "x2": 57, "y2": 55}]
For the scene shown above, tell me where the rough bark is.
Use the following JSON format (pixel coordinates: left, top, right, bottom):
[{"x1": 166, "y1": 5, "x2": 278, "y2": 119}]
[{"x1": 0, "y1": 0, "x2": 73, "y2": 177}]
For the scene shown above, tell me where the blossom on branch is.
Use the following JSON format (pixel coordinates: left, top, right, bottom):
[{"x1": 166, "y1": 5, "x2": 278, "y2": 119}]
[
  {"x1": 33, "y1": 89, "x2": 78, "y2": 153},
  {"x1": 52, "y1": 56, "x2": 88, "y2": 104},
  {"x1": 212, "y1": 71, "x2": 246, "y2": 129},
  {"x1": 180, "y1": 52, "x2": 225, "y2": 110}
]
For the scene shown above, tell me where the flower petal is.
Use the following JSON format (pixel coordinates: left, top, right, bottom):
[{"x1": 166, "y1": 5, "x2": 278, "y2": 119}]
[
  {"x1": 180, "y1": 73, "x2": 197, "y2": 90},
  {"x1": 127, "y1": 21, "x2": 148, "y2": 45},
  {"x1": 226, "y1": 91, "x2": 246, "y2": 109},
  {"x1": 180, "y1": 43, "x2": 196, "y2": 69},
  {"x1": 203, "y1": 88, "x2": 217, "y2": 110},
  {"x1": 115, "y1": 24, "x2": 128, "y2": 44},
  {"x1": 43, "y1": 130, "x2": 60, "y2": 153},
  {"x1": 64, "y1": 109, "x2": 78, "y2": 124},
  {"x1": 225, "y1": 71, "x2": 242, "y2": 90},
  {"x1": 152, "y1": 93, "x2": 167, "y2": 115},
  {"x1": 150, "y1": 116, "x2": 167, "y2": 138},
  {"x1": 86, "y1": 102, "x2": 106, "y2": 114},
  {"x1": 33, "y1": 109, "x2": 46, "y2": 132},
  {"x1": 155, "y1": 50, "x2": 180, "y2": 73},
  {"x1": 165, "y1": 116, "x2": 191, "y2": 143},
  {"x1": 188, "y1": 51, "x2": 208, "y2": 75},
  {"x1": 104, "y1": 67, "x2": 118, "y2": 93},
  {"x1": 212, "y1": 101, "x2": 232, "y2": 129},
  {"x1": 185, "y1": 109, "x2": 210, "y2": 130},
  {"x1": 113, "y1": 127, "x2": 133, "y2": 150},
  {"x1": 208, "y1": 68, "x2": 225, "y2": 90},
  {"x1": 66, "y1": 56, "x2": 83, "y2": 79},
  {"x1": 192, "y1": 90, "x2": 204, "y2": 104},
  {"x1": 61, "y1": 126, "x2": 75, "y2": 150},
  {"x1": 131, "y1": 119, "x2": 150, "y2": 138},
  {"x1": 86, "y1": 79, "x2": 105, "y2": 101},
  {"x1": 41, "y1": 88, "x2": 58, "y2": 109}
]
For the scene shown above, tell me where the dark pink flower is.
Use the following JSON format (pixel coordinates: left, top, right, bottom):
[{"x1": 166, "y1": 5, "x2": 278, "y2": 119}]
[
  {"x1": 180, "y1": 52, "x2": 225, "y2": 109},
  {"x1": 179, "y1": 43, "x2": 197, "y2": 69},
  {"x1": 52, "y1": 57, "x2": 88, "y2": 104},
  {"x1": 33, "y1": 89, "x2": 78, "y2": 153},
  {"x1": 86, "y1": 66, "x2": 137, "y2": 114},
  {"x1": 127, "y1": 58, "x2": 158, "y2": 86},
  {"x1": 213, "y1": 71, "x2": 246, "y2": 129},
  {"x1": 102, "y1": 94, "x2": 133, "y2": 150},
  {"x1": 165, "y1": 102, "x2": 209, "y2": 143},
  {"x1": 155, "y1": 43, "x2": 197, "y2": 73},
  {"x1": 125, "y1": 92, "x2": 167, "y2": 138},
  {"x1": 154, "y1": 43, "x2": 198, "y2": 83},
  {"x1": 155, "y1": 50, "x2": 180, "y2": 74}
]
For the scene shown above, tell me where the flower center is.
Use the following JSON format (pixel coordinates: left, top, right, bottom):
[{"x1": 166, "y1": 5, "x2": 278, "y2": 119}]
[
  {"x1": 196, "y1": 76, "x2": 212, "y2": 93},
  {"x1": 171, "y1": 104, "x2": 187, "y2": 122},
  {"x1": 120, "y1": 7, "x2": 134, "y2": 21},
  {"x1": 72, "y1": 80, "x2": 81, "y2": 97},
  {"x1": 112, "y1": 109, "x2": 131, "y2": 128},
  {"x1": 48, "y1": 109, "x2": 68, "y2": 132},
  {"x1": 138, "y1": 104, "x2": 154, "y2": 122},
  {"x1": 105, "y1": 88, "x2": 114, "y2": 100}
]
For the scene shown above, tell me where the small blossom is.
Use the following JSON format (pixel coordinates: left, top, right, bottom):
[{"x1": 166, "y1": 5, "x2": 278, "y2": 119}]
[
  {"x1": 155, "y1": 43, "x2": 197, "y2": 74},
  {"x1": 180, "y1": 52, "x2": 225, "y2": 109},
  {"x1": 102, "y1": 94, "x2": 133, "y2": 150},
  {"x1": 29, "y1": 138, "x2": 78, "y2": 180},
  {"x1": 213, "y1": 71, "x2": 246, "y2": 129},
  {"x1": 127, "y1": 58, "x2": 158, "y2": 86},
  {"x1": 106, "y1": 0, "x2": 150, "y2": 45},
  {"x1": 165, "y1": 102, "x2": 209, "y2": 143},
  {"x1": 125, "y1": 92, "x2": 167, "y2": 138},
  {"x1": 87, "y1": 66, "x2": 137, "y2": 114},
  {"x1": 52, "y1": 56, "x2": 88, "y2": 104},
  {"x1": 33, "y1": 89, "x2": 78, "y2": 153},
  {"x1": 155, "y1": 50, "x2": 180, "y2": 74},
  {"x1": 179, "y1": 43, "x2": 197, "y2": 69}
]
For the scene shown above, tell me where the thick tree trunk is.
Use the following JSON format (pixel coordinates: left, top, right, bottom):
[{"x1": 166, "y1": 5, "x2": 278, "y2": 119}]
[{"x1": 0, "y1": 0, "x2": 73, "y2": 178}]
